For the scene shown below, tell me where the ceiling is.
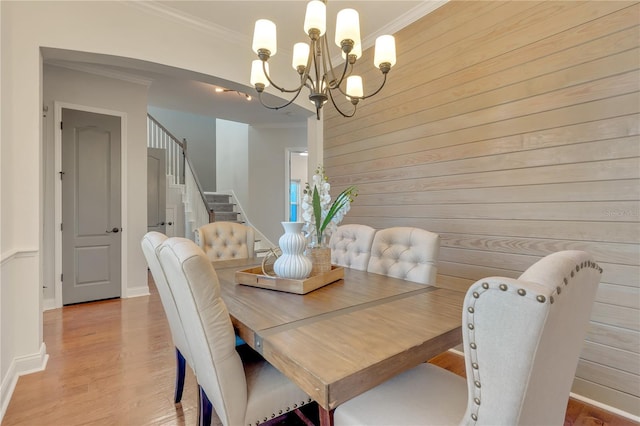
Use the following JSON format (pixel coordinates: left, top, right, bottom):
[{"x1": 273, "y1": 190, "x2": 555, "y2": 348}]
[{"x1": 44, "y1": 1, "x2": 445, "y2": 127}]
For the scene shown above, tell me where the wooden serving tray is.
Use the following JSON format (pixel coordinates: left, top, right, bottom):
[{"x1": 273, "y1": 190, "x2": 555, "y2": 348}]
[{"x1": 235, "y1": 265, "x2": 344, "y2": 294}]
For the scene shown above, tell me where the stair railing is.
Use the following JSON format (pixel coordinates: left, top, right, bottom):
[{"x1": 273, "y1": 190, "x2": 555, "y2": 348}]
[
  {"x1": 147, "y1": 114, "x2": 186, "y2": 185},
  {"x1": 147, "y1": 114, "x2": 214, "y2": 229}
]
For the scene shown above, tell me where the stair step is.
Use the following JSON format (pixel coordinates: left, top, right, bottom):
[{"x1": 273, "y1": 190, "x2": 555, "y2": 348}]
[
  {"x1": 214, "y1": 212, "x2": 240, "y2": 221},
  {"x1": 205, "y1": 193, "x2": 231, "y2": 203},
  {"x1": 207, "y1": 202, "x2": 234, "y2": 212}
]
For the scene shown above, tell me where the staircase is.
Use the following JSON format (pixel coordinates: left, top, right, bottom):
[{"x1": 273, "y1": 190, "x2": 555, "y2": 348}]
[
  {"x1": 147, "y1": 115, "x2": 276, "y2": 254},
  {"x1": 204, "y1": 193, "x2": 241, "y2": 223},
  {"x1": 204, "y1": 191, "x2": 275, "y2": 256}
]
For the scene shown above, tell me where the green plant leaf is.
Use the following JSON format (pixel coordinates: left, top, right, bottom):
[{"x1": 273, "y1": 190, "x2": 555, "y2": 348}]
[
  {"x1": 312, "y1": 185, "x2": 322, "y2": 240},
  {"x1": 320, "y1": 185, "x2": 356, "y2": 235}
]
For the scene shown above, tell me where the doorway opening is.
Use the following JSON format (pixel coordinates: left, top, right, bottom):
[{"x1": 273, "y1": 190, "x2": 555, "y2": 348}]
[{"x1": 286, "y1": 149, "x2": 308, "y2": 223}]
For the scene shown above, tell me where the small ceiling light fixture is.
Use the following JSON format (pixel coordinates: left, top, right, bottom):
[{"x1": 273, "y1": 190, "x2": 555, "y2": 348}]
[{"x1": 250, "y1": 0, "x2": 396, "y2": 120}]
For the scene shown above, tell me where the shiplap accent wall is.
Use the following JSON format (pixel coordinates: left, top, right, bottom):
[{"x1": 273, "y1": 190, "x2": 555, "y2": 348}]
[{"x1": 323, "y1": 1, "x2": 639, "y2": 416}]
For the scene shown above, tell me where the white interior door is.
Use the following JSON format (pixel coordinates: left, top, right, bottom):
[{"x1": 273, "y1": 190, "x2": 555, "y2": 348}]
[{"x1": 62, "y1": 108, "x2": 122, "y2": 305}]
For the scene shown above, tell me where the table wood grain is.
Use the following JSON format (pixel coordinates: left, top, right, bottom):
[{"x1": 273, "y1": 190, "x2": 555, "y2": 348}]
[{"x1": 212, "y1": 258, "x2": 465, "y2": 425}]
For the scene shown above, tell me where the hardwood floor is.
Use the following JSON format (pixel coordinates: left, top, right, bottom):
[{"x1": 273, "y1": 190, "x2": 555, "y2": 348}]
[{"x1": 3, "y1": 274, "x2": 635, "y2": 426}]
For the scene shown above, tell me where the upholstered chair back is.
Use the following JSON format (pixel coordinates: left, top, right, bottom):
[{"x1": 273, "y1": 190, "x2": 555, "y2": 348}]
[
  {"x1": 195, "y1": 221, "x2": 255, "y2": 261},
  {"x1": 461, "y1": 250, "x2": 601, "y2": 425},
  {"x1": 367, "y1": 227, "x2": 439, "y2": 284},
  {"x1": 158, "y1": 237, "x2": 247, "y2": 426},
  {"x1": 334, "y1": 250, "x2": 602, "y2": 425},
  {"x1": 329, "y1": 224, "x2": 377, "y2": 271},
  {"x1": 141, "y1": 232, "x2": 193, "y2": 369}
]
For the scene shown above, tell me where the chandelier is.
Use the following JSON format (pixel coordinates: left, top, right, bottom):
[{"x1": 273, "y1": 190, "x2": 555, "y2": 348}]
[{"x1": 249, "y1": 0, "x2": 396, "y2": 120}]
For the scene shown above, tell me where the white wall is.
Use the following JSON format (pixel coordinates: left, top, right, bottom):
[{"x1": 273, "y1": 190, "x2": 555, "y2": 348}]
[
  {"x1": 148, "y1": 106, "x2": 217, "y2": 191},
  {"x1": 42, "y1": 64, "x2": 150, "y2": 305},
  {"x1": 247, "y1": 126, "x2": 308, "y2": 243},
  {"x1": 0, "y1": 0, "x2": 4, "y2": 411},
  {"x1": 216, "y1": 119, "x2": 249, "y2": 207}
]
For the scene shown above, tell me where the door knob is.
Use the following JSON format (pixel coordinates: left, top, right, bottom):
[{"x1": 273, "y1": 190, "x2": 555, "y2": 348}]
[
  {"x1": 106, "y1": 227, "x2": 120, "y2": 233},
  {"x1": 167, "y1": 222, "x2": 173, "y2": 226}
]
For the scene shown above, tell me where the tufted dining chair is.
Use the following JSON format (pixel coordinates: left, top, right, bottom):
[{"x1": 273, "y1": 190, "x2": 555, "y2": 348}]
[
  {"x1": 141, "y1": 232, "x2": 194, "y2": 405},
  {"x1": 334, "y1": 250, "x2": 602, "y2": 426},
  {"x1": 367, "y1": 226, "x2": 440, "y2": 285},
  {"x1": 195, "y1": 221, "x2": 255, "y2": 261},
  {"x1": 329, "y1": 224, "x2": 377, "y2": 271},
  {"x1": 157, "y1": 237, "x2": 312, "y2": 426}
]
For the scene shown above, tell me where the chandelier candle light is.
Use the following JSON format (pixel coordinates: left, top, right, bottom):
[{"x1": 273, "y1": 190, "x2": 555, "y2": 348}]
[{"x1": 250, "y1": 0, "x2": 397, "y2": 119}]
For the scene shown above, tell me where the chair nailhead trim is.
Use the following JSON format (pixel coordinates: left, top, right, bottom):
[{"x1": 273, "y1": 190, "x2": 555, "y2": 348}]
[{"x1": 463, "y1": 258, "x2": 602, "y2": 424}]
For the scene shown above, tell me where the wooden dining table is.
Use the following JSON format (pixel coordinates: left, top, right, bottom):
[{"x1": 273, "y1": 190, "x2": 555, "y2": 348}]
[{"x1": 212, "y1": 258, "x2": 465, "y2": 426}]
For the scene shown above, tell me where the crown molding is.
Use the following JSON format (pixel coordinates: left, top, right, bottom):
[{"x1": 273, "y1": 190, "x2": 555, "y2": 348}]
[
  {"x1": 363, "y1": 0, "x2": 448, "y2": 47},
  {"x1": 330, "y1": 0, "x2": 448, "y2": 67},
  {"x1": 45, "y1": 60, "x2": 153, "y2": 86},
  {"x1": 122, "y1": 0, "x2": 250, "y2": 49}
]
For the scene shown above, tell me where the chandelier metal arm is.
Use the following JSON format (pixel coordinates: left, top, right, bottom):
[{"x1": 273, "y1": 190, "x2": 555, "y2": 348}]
[
  {"x1": 261, "y1": 60, "x2": 309, "y2": 94},
  {"x1": 332, "y1": 71, "x2": 389, "y2": 102},
  {"x1": 310, "y1": 37, "x2": 326, "y2": 94},
  {"x1": 359, "y1": 72, "x2": 389, "y2": 100},
  {"x1": 256, "y1": 87, "x2": 304, "y2": 111},
  {"x1": 322, "y1": 35, "x2": 352, "y2": 90},
  {"x1": 326, "y1": 83, "x2": 357, "y2": 118}
]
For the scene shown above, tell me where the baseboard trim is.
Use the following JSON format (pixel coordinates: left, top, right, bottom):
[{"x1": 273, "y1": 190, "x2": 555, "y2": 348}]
[
  {"x1": 444, "y1": 348, "x2": 639, "y2": 422},
  {"x1": 0, "y1": 360, "x2": 18, "y2": 423},
  {"x1": 42, "y1": 297, "x2": 57, "y2": 311},
  {"x1": 569, "y1": 391, "x2": 640, "y2": 423},
  {"x1": 1, "y1": 343, "x2": 48, "y2": 422},
  {"x1": 126, "y1": 285, "x2": 150, "y2": 298}
]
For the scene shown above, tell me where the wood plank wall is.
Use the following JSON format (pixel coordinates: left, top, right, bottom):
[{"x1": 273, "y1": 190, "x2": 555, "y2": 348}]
[{"x1": 323, "y1": 0, "x2": 640, "y2": 416}]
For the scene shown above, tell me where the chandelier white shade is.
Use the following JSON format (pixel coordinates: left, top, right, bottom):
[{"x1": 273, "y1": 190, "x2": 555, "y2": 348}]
[
  {"x1": 304, "y1": 0, "x2": 326, "y2": 36},
  {"x1": 250, "y1": 0, "x2": 396, "y2": 119},
  {"x1": 250, "y1": 60, "x2": 270, "y2": 88},
  {"x1": 252, "y1": 19, "x2": 277, "y2": 56}
]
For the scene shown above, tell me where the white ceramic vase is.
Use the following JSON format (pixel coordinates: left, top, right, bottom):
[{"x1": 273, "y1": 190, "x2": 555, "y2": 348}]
[{"x1": 274, "y1": 222, "x2": 312, "y2": 280}]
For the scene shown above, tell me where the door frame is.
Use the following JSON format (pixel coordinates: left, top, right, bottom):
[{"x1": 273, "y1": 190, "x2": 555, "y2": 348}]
[
  {"x1": 284, "y1": 147, "x2": 308, "y2": 223},
  {"x1": 53, "y1": 101, "x2": 128, "y2": 308}
]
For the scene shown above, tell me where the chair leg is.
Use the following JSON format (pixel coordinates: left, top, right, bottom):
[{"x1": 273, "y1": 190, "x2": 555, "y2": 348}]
[
  {"x1": 199, "y1": 385, "x2": 213, "y2": 426},
  {"x1": 174, "y1": 348, "x2": 186, "y2": 403}
]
